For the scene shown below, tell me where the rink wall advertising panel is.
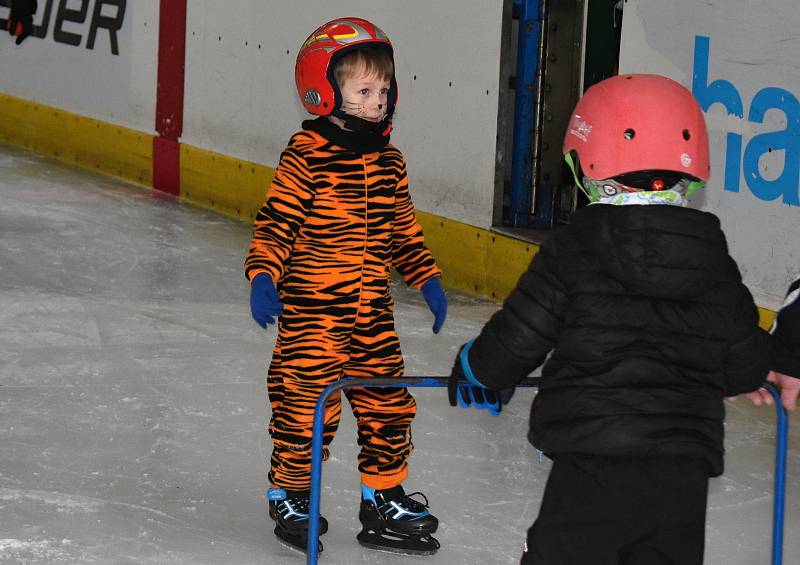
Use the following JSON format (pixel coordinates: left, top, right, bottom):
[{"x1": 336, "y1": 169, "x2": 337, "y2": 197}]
[
  {"x1": 619, "y1": 0, "x2": 800, "y2": 309},
  {"x1": 0, "y1": 0, "x2": 157, "y2": 133},
  {"x1": 0, "y1": 0, "x2": 157, "y2": 184}
]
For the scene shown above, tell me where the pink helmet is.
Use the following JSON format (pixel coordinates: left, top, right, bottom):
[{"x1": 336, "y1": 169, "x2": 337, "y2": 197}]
[{"x1": 563, "y1": 74, "x2": 710, "y2": 184}]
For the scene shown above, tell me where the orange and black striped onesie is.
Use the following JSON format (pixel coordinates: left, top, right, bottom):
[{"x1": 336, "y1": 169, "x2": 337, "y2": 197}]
[{"x1": 245, "y1": 124, "x2": 441, "y2": 491}]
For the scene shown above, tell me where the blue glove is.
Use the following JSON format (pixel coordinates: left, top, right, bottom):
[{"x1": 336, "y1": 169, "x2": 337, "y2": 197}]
[
  {"x1": 448, "y1": 341, "x2": 514, "y2": 416},
  {"x1": 250, "y1": 273, "x2": 283, "y2": 328},
  {"x1": 422, "y1": 277, "x2": 447, "y2": 334}
]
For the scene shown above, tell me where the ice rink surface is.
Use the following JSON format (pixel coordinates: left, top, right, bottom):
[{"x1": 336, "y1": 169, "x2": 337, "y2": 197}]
[{"x1": 0, "y1": 143, "x2": 797, "y2": 564}]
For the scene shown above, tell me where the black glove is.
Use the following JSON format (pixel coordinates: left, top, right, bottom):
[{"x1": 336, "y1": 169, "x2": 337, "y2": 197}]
[
  {"x1": 7, "y1": 0, "x2": 37, "y2": 45},
  {"x1": 448, "y1": 343, "x2": 515, "y2": 416}
]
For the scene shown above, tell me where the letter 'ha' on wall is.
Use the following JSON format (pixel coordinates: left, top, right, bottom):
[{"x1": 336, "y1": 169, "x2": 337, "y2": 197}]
[{"x1": 693, "y1": 35, "x2": 800, "y2": 206}]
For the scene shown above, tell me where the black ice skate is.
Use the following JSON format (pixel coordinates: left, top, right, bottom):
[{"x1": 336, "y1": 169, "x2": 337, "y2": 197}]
[
  {"x1": 267, "y1": 488, "x2": 328, "y2": 553},
  {"x1": 357, "y1": 484, "x2": 440, "y2": 555}
]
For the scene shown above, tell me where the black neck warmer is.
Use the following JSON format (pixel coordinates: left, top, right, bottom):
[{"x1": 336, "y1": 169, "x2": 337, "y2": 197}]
[{"x1": 302, "y1": 115, "x2": 392, "y2": 154}]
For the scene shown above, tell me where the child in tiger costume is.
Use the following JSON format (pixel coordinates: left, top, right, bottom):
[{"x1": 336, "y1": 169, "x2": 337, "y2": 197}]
[{"x1": 245, "y1": 17, "x2": 445, "y2": 555}]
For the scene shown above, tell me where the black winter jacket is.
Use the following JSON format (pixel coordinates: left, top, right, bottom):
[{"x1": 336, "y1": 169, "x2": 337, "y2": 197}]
[
  {"x1": 468, "y1": 204, "x2": 770, "y2": 476},
  {"x1": 772, "y1": 277, "x2": 800, "y2": 376}
]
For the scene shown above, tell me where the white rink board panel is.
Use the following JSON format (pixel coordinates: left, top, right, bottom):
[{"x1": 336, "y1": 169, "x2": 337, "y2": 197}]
[
  {"x1": 183, "y1": 0, "x2": 504, "y2": 229},
  {"x1": 619, "y1": 0, "x2": 800, "y2": 308},
  {"x1": 0, "y1": 0, "x2": 158, "y2": 134}
]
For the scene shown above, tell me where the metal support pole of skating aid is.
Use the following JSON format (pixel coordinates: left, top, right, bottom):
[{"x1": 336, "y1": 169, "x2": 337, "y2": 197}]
[
  {"x1": 306, "y1": 376, "x2": 539, "y2": 564},
  {"x1": 764, "y1": 382, "x2": 788, "y2": 565}
]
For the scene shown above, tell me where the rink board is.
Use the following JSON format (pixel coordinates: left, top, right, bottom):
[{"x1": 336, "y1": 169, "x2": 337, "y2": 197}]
[{"x1": 0, "y1": 92, "x2": 151, "y2": 186}]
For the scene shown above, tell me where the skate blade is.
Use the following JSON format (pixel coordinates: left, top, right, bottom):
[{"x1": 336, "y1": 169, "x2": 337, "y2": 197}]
[
  {"x1": 357, "y1": 530, "x2": 440, "y2": 556},
  {"x1": 274, "y1": 526, "x2": 323, "y2": 554}
]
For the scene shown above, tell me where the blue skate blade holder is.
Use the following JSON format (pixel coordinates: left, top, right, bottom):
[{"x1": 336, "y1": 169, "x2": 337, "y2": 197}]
[
  {"x1": 306, "y1": 378, "x2": 789, "y2": 565},
  {"x1": 306, "y1": 376, "x2": 539, "y2": 563}
]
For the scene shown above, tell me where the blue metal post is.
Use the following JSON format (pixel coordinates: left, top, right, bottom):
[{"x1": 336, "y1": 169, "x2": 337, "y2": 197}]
[
  {"x1": 509, "y1": 0, "x2": 543, "y2": 227},
  {"x1": 306, "y1": 376, "x2": 540, "y2": 564},
  {"x1": 764, "y1": 383, "x2": 789, "y2": 565}
]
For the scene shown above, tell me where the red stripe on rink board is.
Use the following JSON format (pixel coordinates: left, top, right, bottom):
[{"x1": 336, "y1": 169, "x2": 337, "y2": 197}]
[
  {"x1": 153, "y1": 0, "x2": 187, "y2": 195},
  {"x1": 153, "y1": 137, "x2": 181, "y2": 196}
]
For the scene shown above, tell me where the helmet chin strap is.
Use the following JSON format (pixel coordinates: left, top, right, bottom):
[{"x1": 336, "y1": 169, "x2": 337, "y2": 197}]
[{"x1": 332, "y1": 108, "x2": 393, "y2": 136}]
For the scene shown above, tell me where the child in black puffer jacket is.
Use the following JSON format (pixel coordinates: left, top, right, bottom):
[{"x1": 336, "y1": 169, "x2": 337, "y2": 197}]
[{"x1": 449, "y1": 74, "x2": 773, "y2": 565}]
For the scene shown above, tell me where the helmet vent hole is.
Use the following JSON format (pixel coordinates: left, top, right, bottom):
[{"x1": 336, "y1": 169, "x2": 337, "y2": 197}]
[
  {"x1": 624, "y1": 129, "x2": 636, "y2": 140},
  {"x1": 683, "y1": 129, "x2": 691, "y2": 140}
]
